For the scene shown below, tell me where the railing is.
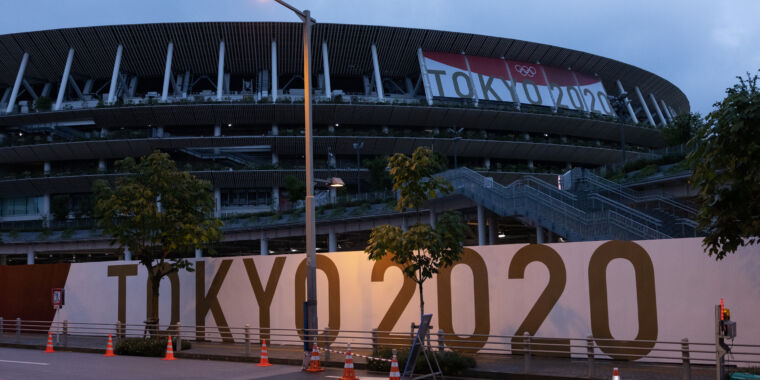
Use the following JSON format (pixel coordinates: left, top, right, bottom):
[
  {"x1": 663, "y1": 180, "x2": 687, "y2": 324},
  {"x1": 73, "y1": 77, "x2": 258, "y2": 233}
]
[{"x1": 2, "y1": 318, "x2": 759, "y2": 377}]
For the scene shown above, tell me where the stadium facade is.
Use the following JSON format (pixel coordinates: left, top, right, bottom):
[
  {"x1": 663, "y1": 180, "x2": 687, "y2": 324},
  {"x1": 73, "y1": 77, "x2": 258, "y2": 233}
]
[{"x1": 0, "y1": 22, "x2": 695, "y2": 265}]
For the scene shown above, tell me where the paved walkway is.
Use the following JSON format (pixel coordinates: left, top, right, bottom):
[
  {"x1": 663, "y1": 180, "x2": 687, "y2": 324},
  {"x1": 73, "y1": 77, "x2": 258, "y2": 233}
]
[{"x1": 0, "y1": 332, "x2": 718, "y2": 379}]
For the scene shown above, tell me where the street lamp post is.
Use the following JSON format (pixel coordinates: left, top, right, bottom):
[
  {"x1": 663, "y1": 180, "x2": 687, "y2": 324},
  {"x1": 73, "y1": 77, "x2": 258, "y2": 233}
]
[{"x1": 273, "y1": 0, "x2": 318, "y2": 361}]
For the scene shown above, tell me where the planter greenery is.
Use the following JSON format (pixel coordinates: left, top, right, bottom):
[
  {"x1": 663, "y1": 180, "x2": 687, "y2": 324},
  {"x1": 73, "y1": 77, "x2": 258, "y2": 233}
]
[{"x1": 114, "y1": 337, "x2": 191, "y2": 357}]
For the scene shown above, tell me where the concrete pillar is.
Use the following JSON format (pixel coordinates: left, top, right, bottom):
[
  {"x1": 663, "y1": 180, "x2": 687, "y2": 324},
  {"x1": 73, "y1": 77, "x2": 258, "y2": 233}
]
[
  {"x1": 100, "y1": 128, "x2": 108, "y2": 138},
  {"x1": 194, "y1": 248, "x2": 202, "y2": 259},
  {"x1": 616, "y1": 80, "x2": 639, "y2": 124},
  {"x1": 477, "y1": 205, "x2": 486, "y2": 246},
  {"x1": 322, "y1": 41, "x2": 331, "y2": 98},
  {"x1": 161, "y1": 42, "x2": 174, "y2": 102},
  {"x1": 272, "y1": 187, "x2": 280, "y2": 211},
  {"x1": 371, "y1": 43, "x2": 384, "y2": 100},
  {"x1": 329, "y1": 187, "x2": 337, "y2": 205},
  {"x1": 107, "y1": 45, "x2": 124, "y2": 104},
  {"x1": 271, "y1": 40, "x2": 278, "y2": 102},
  {"x1": 528, "y1": 160, "x2": 534, "y2": 169},
  {"x1": 260, "y1": 237, "x2": 268, "y2": 256},
  {"x1": 123, "y1": 247, "x2": 132, "y2": 261},
  {"x1": 328, "y1": 226, "x2": 337, "y2": 252},
  {"x1": 6, "y1": 52, "x2": 29, "y2": 114},
  {"x1": 155, "y1": 127, "x2": 164, "y2": 138},
  {"x1": 43, "y1": 161, "x2": 51, "y2": 175},
  {"x1": 214, "y1": 188, "x2": 221, "y2": 218},
  {"x1": 26, "y1": 249, "x2": 34, "y2": 265},
  {"x1": 98, "y1": 159, "x2": 106, "y2": 172},
  {"x1": 213, "y1": 125, "x2": 221, "y2": 137},
  {"x1": 649, "y1": 93, "x2": 667, "y2": 126},
  {"x1": 217, "y1": 40, "x2": 225, "y2": 101},
  {"x1": 488, "y1": 215, "x2": 496, "y2": 245},
  {"x1": 55, "y1": 48, "x2": 75, "y2": 110},
  {"x1": 429, "y1": 210, "x2": 436, "y2": 229},
  {"x1": 401, "y1": 216, "x2": 408, "y2": 233},
  {"x1": 484, "y1": 157, "x2": 491, "y2": 170},
  {"x1": 272, "y1": 152, "x2": 279, "y2": 166},
  {"x1": 42, "y1": 193, "x2": 50, "y2": 220},
  {"x1": 536, "y1": 226, "x2": 545, "y2": 244},
  {"x1": 634, "y1": 86, "x2": 655, "y2": 127},
  {"x1": 271, "y1": 124, "x2": 278, "y2": 136}
]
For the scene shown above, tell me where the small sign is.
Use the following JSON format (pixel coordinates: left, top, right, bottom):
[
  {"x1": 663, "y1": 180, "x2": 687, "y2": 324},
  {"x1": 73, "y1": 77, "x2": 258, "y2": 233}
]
[{"x1": 52, "y1": 288, "x2": 64, "y2": 309}]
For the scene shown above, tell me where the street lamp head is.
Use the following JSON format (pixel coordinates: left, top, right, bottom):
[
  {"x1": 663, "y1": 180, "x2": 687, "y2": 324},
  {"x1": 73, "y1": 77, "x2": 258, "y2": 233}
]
[{"x1": 329, "y1": 177, "x2": 345, "y2": 188}]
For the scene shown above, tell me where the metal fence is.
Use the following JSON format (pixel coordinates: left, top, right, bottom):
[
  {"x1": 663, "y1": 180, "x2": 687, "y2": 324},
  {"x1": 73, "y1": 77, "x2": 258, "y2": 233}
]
[{"x1": 1, "y1": 317, "x2": 759, "y2": 378}]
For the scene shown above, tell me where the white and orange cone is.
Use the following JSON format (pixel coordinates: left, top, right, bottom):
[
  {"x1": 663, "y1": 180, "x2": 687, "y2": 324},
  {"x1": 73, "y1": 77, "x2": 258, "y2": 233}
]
[
  {"x1": 162, "y1": 335, "x2": 176, "y2": 360},
  {"x1": 44, "y1": 331, "x2": 55, "y2": 353},
  {"x1": 388, "y1": 350, "x2": 401, "y2": 380},
  {"x1": 104, "y1": 333, "x2": 117, "y2": 357},
  {"x1": 612, "y1": 367, "x2": 621, "y2": 380},
  {"x1": 257, "y1": 339, "x2": 272, "y2": 367},
  {"x1": 339, "y1": 342, "x2": 359, "y2": 380},
  {"x1": 304, "y1": 341, "x2": 324, "y2": 372}
]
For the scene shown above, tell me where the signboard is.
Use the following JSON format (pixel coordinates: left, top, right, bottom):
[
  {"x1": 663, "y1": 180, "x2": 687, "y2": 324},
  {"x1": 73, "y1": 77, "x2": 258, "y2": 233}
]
[
  {"x1": 50, "y1": 238, "x2": 760, "y2": 363},
  {"x1": 51, "y1": 288, "x2": 64, "y2": 309},
  {"x1": 420, "y1": 51, "x2": 615, "y2": 116}
]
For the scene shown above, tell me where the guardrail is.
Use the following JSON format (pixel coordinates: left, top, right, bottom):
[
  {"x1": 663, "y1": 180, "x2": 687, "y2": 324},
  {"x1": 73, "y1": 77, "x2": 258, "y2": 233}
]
[{"x1": 1, "y1": 317, "x2": 758, "y2": 378}]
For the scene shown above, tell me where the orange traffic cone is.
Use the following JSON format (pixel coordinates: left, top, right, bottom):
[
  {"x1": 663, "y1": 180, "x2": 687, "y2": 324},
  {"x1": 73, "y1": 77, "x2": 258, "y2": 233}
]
[
  {"x1": 257, "y1": 339, "x2": 272, "y2": 367},
  {"x1": 162, "y1": 335, "x2": 176, "y2": 360},
  {"x1": 304, "y1": 341, "x2": 324, "y2": 372},
  {"x1": 612, "y1": 367, "x2": 621, "y2": 380},
  {"x1": 339, "y1": 343, "x2": 358, "y2": 380},
  {"x1": 104, "y1": 333, "x2": 117, "y2": 357},
  {"x1": 44, "y1": 331, "x2": 55, "y2": 353},
  {"x1": 388, "y1": 350, "x2": 401, "y2": 380}
]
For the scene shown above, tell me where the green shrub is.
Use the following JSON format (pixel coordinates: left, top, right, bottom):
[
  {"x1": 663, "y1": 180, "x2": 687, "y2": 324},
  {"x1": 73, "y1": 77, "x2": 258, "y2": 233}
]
[
  {"x1": 114, "y1": 337, "x2": 191, "y2": 357},
  {"x1": 367, "y1": 348, "x2": 475, "y2": 376}
]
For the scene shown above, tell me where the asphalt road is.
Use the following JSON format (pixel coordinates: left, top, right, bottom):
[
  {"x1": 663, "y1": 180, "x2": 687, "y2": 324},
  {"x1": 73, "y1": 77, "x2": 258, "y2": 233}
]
[{"x1": 0, "y1": 347, "x2": 391, "y2": 380}]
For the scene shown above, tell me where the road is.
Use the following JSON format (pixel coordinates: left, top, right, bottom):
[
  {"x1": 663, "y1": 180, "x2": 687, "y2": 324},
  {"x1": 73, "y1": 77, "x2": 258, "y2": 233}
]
[{"x1": 0, "y1": 347, "x2": 391, "y2": 380}]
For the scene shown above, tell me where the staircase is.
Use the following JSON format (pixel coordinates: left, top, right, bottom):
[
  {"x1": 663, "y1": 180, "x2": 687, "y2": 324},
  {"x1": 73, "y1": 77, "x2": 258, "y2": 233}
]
[{"x1": 437, "y1": 167, "x2": 685, "y2": 241}]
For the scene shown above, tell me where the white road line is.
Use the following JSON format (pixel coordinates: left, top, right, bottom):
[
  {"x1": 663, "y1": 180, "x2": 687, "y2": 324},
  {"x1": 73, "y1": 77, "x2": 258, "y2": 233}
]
[
  {"x1": 0, "y1": 359, "x2": 49, "y2": 366},
  {"x1": 326, "y1": 377, "x2": 387, "y2": 380}
]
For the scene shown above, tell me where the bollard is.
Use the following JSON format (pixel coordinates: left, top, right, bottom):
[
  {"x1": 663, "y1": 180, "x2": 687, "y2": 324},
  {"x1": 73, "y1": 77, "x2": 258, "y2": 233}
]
[
  {"x1": 63, "y1": 320, "x2": 68, "y2": 348},
  {"x1": 16, "y1": 317, "x2": 21, "y2": 341},
  {"x1": 116, "y1": 321, "x2": 122, "y2": 340},
  {"x1": 176, "y1": 322, "x2": 182, "y2": 352},
  {"x1": 681, "y1": 338, "x2": 691, "y2": 380},
  {"x1": 371, "y1": 328, "x2": 378, "y2": 352},
  {"x1": 524, "y1": 332, "x2": 531, "y2": 374},
  {"x1": 586, "y1": 335, "x2": 594, "y2": 378},
  {"x1": 324, "y1": 328, "x2": 331, "y2": 362},
  {"x1": 438, "y1": 329, "x2": 445, "y2": 352},
  {"x1": 245, "y1": 324, "x2": 250, "y2": 356},
  {"x1": 410, "y1": 322, "x2": 417, "y2": 345}
]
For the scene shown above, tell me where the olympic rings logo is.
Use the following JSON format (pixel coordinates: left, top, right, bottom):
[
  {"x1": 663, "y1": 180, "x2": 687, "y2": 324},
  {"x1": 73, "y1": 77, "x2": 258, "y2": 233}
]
[{"x1": 513, "y1": 64, "x2": 537, "y2": 77}]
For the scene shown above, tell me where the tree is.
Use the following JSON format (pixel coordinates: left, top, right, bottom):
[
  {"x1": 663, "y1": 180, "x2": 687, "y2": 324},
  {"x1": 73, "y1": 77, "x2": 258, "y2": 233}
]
[
  {"x1": 283, "y1": 175, "x2": 306, "y2": 203},
  {"x1": 365, "y1": 147, "x2": 469, "y2": 322},
  {"x1": 93, "y1": 151, "x2": 222, "y2": 329},
  {"x1": 365, "y1": 155, "x2": 392, "y2": 192},
  {"x1": 662, "y1": 112, "x2": 704, "y2": 146},
  {"x1": 688, "y1": 72, "x2": 760, "y2": 259}
]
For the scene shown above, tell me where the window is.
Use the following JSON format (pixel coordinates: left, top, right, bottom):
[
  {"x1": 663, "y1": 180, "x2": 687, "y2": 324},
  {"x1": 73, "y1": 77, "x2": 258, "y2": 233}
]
[
  {"x1": 220, "y1": 189, "x2": 270, "y2": 207},
  {"x1": 1, "y1": 196, "x2": 41, "y2": 216}
]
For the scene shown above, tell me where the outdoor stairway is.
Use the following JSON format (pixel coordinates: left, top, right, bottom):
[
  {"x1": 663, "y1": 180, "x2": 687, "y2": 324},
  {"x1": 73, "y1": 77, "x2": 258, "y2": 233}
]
[{"x1": 437, "y1": 167, "x2": 689, "y2": 242}]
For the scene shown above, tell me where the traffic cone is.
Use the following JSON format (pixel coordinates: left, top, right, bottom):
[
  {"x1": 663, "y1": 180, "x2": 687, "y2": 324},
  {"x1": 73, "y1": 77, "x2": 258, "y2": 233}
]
[
  {"x1": 388, "y1": 351, "x2": 401, "y2": 380},
  {"x1": 162, "y1": 335, "x2": 176, "y2": 360},
  {"x1": 339, "y1": 343, "x2": 358, "y2": 380},
  {"x1": 44, "y1": 331, "x2": 55, "y2": 353},
  {"x1": 612, "y1": 367, "x2": 620, "y2": 380},
  {"x1": 104, "y1": 333, "x2": 117, "y2": 357},
  {"x1": 304, "y1": 341, "x2": 324, "y2": 372},
  {"x1": 257, "y1": 339, "x2": 272, "y2": 367}
]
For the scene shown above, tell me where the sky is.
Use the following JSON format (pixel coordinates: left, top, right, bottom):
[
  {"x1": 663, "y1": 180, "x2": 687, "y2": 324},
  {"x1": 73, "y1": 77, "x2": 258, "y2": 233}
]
[{"x1": 1, "y1": 0, "x2": 758, "y2": 116}]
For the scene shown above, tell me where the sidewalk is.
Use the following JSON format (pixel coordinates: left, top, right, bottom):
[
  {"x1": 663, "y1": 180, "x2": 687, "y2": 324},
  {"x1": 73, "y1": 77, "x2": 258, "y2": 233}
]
[{"x1": 0, "y1": 332, "x2": 717, "y2": 379}]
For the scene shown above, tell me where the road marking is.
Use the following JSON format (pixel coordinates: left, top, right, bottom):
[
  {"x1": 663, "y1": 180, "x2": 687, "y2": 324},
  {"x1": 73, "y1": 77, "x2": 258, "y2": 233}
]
[
  {"x1": 0, "y1": 359, "x2": 49, "y2": 366},
  {"x1": 326, "y1": 377, "x2": 387, "y2": 380}
]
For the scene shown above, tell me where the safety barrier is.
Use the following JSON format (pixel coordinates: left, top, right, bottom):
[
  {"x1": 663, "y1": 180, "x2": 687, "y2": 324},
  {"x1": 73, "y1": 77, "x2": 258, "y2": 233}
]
[{"x1": 2, "y1": 317, "x2": 759, "y2": 378}]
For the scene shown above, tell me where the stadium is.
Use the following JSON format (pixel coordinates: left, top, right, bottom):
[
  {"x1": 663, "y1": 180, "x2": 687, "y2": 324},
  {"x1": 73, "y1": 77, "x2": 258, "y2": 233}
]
[{"x1": 0, "y1": 22, "x2": 696, "y2": 265}]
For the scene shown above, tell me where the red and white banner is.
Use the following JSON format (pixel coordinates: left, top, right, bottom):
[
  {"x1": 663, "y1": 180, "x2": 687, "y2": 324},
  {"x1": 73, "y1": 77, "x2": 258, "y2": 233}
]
[{"x1": 421, "y1": 51, "x2": 615, "y2": 115}]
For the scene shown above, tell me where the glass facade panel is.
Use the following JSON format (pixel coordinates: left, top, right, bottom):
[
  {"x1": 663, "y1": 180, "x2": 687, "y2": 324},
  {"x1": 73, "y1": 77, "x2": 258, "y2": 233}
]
[
  {"x1": 1, "y1": 196, "x2": 41, "y2": 216},
  {"x1": 220, "y1": 189, "x2": 270, "y2": 207}
]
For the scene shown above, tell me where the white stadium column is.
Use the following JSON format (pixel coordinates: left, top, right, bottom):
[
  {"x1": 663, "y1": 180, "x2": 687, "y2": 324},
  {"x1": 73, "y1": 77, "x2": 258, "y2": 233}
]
[
  {"x1": 271, "y1": 40, "x2": 278, "y2": 103},
  {"x1": 1, "y1": 88, "x2": 11, "y2": 104},
  {"x1": 214, "y1": 125, "x2": 221, "y2": 137},
  {"x1": 322, "y1": 41, "x2": 331, "y2": 98},
  {"x1": 371, "y1": 43, "x2": 384, "y2": 100},
  {"x1": 217, "y1": 40, "x2": 225, "y2": 101},
  {"x1": 616, "y1": 80, "x2": 638, "y2": 124},
  {"x1": 260, "y1": 236, "x2": 268, "y2": 256},
  {"x1": 6, "y1": 52, "x2": 29, "y2": 114},
  {"x1": 661, "y1": 100, "x2": 674, "y2": 122},
  {"x1": 41, "y1": 83, "x2": 52, "y2": 97},
  {"x1": 328, "y1": 226, "x2": 337, "y2": 252},
  {"x1": 417, "y1": 47, "x2": 434, "y2": 106},
  {"x1": 477, "y1": 204, "x2": 486, "y2": 246},
  {"x1": 634, "y1": 86, "x2": 655, "y2": 127},
  {"x1": 55, "y1": 48, "x2": 75, "y2": 111},
  {"x1": 195, "y1": 248, "x2": 202, "y2": 259},
  {"x1": 649, "y1": 93, "x2": 667, "y2": 126},
  {"x1": 161, "y1": 42, "x2": 174, "y2": 102},
  {"x1": 107, "y1": 45, "x2": 123, "y2": 104}
]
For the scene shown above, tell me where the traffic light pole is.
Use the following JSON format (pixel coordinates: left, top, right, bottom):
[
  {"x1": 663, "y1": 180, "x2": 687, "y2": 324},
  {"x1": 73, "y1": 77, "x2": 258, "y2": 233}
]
[{"x1": 715, "y1": 305, "x2": 725, "y2": 380}]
